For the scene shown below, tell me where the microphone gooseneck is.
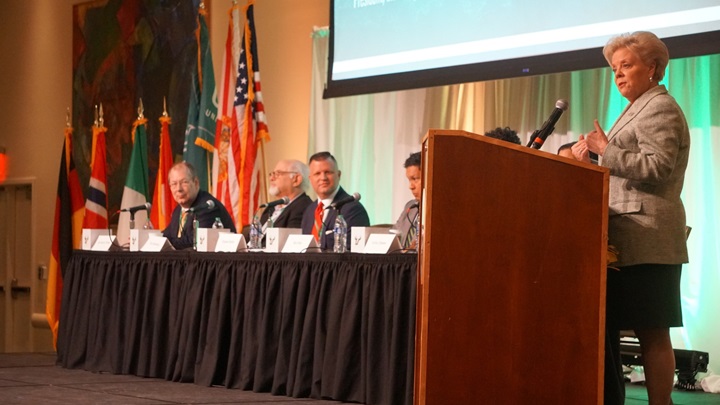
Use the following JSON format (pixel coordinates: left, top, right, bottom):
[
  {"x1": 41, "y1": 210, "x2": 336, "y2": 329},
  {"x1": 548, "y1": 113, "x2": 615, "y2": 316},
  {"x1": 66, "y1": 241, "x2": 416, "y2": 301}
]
[
  {"x1": 189, "y1": 200, "x2": 215, "y2": 213},
  {"x1": 259, "y1": 196, "x2": 290, "y2": 209},
  {"x1": 120, "y1": 202, "x2": 152, "y2": 214},
  {"x1": 328, "y1": 192, "x2": 361, "y2": 210},
  {"x1": 526, "y1": 99, "x2": 569, "y2": 150}
]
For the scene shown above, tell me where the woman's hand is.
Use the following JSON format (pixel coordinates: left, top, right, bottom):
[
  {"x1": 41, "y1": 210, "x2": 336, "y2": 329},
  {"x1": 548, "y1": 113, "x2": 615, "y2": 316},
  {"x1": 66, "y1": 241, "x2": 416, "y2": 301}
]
[
  {"x1": 571, "y1": 136, "x2": 591, "y2": 163},
  {"x1": 585, "y1": 119, "x2": 609, "y2": 156}
]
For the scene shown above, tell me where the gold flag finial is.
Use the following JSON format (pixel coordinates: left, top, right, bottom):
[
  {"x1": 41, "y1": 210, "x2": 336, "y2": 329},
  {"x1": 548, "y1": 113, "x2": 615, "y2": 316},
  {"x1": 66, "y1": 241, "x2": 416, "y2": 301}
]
[
  {"x1": 94, "y1": 105, "x2": 99, "y2": 127},
  {"x1": 137, "y1": 98, "x2": 145, "y2": 119},
  {"x1": 163, "y1": 97, "x2": 168, "y2": 117},
  {"x1": 99, "y1": 103, "x2": 105, "y2": 127},
  {"x1": 66, "y1": 107, "x2": 71, "y2": 127},
  {"x1": 199, "y1": 1, "x2": 206, "y2": 10}
]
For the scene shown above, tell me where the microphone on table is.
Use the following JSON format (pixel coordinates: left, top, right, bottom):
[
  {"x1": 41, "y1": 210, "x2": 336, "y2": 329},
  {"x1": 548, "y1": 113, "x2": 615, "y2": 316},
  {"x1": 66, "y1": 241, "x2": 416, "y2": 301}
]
[
  {"x1": 526, "y1": 99, "x2": 569, "y2": 150},
  {"x1": 259, "y1": 196, "x2": 290, "y2": 209},
  {"x1": 188, "y1": 200, "x2": 216, "y2": 213},
  {"x1": 327, "y1": 192, "x2": 361, "y2": 210},
  {"x1": 119, "y1": 202, "x2": 151, "y2": 214}
]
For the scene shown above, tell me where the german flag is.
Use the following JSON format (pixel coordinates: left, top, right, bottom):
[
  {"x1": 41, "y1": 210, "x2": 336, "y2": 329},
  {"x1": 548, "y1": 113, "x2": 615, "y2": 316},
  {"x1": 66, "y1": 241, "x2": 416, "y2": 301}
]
[{"x1": 46, "y1": 126, "x2": 84, "y2": 349}]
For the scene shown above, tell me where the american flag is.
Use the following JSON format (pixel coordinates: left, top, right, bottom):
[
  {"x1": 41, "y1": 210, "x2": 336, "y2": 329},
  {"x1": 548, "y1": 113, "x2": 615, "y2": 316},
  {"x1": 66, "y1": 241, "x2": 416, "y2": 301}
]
[{"x1": 232, "y1": 0, "x2": 270, "y2": 227}]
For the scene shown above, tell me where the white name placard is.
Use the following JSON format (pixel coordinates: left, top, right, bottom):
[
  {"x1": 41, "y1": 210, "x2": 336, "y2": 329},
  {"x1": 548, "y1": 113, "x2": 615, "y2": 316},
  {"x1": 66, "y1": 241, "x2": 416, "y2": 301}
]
[
  {"x1": 282, "y1": 234, "x2": 318, "y2": 253},
  {"x1": 82, "y1": 229, "x2": 110, "y2": 250},
  {"x1": 265, "y1": 228, "x2": 302, "y2": 253},
  {"x1": 350, "y1": 227, "x2": 392, "y2": 253},
  {"x1": 363, "y1": 233, "x2": 402, "y2": 254},
  {"x1": 196, "y1": 228, "x2": 231, "y2": 252},
  {"x1": 130, "y1": 229, "x2": 162, "y2": 251},
  {"x1": 91, "y1": 235, "x2": 116, "y2": 251},
  {"x1": 141, "y1": 235, "x2": 174, "y2": 252},
  {"x1": 215, "y1": 233, "x2": 247, "y2": 252}
]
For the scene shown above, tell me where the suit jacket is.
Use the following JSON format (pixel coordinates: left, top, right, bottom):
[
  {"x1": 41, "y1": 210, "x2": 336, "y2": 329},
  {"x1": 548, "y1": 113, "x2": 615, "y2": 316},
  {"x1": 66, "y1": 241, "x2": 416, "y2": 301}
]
[
  {"x1": 602, "y1": 85, "x2": 690, "y2": 267},
  {"x1": 259, "y1": 192, "x2": 312, "y2": 229},
  {"x1": 162, "y1": 190, "x2": 236, "y2": 250},
  {"x1": 392, "y1": 199, "x2": 419, "y2": 246},
  {"x1": 301, "y1": 186, "x2": 370, "y2": 251}
]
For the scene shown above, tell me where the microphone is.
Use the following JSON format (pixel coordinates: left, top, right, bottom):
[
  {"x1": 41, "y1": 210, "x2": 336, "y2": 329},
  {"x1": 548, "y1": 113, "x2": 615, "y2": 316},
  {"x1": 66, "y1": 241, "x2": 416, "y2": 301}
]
[
  {"x1": 526, "y1": 99, "x2": 569, "y2": 150},
  {"x1": 188, "y1": 200, "x2": 216, "y2": 213},
  {"x1": 120, "y1": 202, "x2": 151, "y2": 214},
  {"x1": 328, "y1": 192, "x2": 361, "y2": 210},
  {"x1": 259, "y1": 196, "x2": 290, "y2": 209}
]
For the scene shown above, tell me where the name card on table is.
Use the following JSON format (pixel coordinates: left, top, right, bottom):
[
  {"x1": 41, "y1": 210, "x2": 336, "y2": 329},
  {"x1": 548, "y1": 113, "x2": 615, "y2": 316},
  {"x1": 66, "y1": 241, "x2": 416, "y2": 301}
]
[
  {"x1": 141, "y1": 235, "x2": 174, "y2": 252},
  {"x1": 363, "y1": 233, "x2": 402, "y2": 254},
  {"x1": 91, "y1": 235, "x2": 117, "y2": 251},
  {"x1": 130, "y1": 229, "x2": 162, "y2": 251},
  {"x1": 350, "y1": 227, "x2": 392, "y2": 253},
  {"x1": 282, "y1": 234, "x2": 318, "y2": 253},
  {"x1": 82, "y1": 229, "x2": 110, "y2": 250},
  {"x1": 215, "y1": 233, "x2": 247, "y2": 252},
  {"x1": 196, "y1": 228, "x2": 230, "y2": 252},
  {"x1": 265, "y1": 228, "x2": 302, "y2": 253}
]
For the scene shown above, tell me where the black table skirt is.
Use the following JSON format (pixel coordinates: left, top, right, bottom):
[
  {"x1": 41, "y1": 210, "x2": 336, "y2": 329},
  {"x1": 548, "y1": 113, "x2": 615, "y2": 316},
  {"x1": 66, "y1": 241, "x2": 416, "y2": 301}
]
[{"x1": 57, "y1": 250, "x2": 417, "y2": 405}]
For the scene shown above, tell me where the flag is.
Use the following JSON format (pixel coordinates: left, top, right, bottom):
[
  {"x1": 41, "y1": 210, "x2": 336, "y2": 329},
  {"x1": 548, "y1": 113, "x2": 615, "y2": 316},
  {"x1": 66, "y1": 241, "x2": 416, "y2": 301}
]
[
  {"x1": 46, "y1": 126, "x2": 85, "y2": 348},
  {"x1": 0, "y1": 146, "x2": 7, "y2": 183},
  {"x1": 82, "y1": 124, "x2": 108, "y2": 229},
  {"x1": 150, "y1": 114, "x2": 176, "y2": 230},
  {"x1": 227, "y1": 0, "x2": 270, "y2": 228},
  {"x1": 212, "y1": 3, "x2": 241, "y2": 227},
  {"x1": 184, "y1": 5, "x2": 217, "y2": 191},
  {"x1": 117, "y1": 117, "x2": 150, "y2": 246}
]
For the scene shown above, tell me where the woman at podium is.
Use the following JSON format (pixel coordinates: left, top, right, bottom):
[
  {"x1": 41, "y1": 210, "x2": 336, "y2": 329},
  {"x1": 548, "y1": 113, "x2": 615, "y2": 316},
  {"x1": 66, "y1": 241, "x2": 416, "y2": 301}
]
[{"x1": 573, "y1": 31, "x2": 690, "y2": 405}]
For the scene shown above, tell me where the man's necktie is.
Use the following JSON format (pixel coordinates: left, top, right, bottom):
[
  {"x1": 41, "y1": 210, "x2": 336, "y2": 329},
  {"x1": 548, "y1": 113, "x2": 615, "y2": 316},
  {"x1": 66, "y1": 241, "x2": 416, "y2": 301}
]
[
  {"x1": 404, "y1": 222, "x2": 416, "y2": 248},
  {"x1": 178, "y1": 210, "x2": 188, "y2": 237},
  {"x1": 312, "y1": 202, "x2": 324, "y2": 242}
]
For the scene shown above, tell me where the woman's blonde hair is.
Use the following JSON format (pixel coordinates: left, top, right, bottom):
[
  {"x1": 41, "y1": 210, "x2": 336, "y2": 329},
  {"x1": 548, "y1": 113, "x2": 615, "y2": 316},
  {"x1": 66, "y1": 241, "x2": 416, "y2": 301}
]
[{"x1": 603, "y1": 31, "x2": 669, "y2": 82}]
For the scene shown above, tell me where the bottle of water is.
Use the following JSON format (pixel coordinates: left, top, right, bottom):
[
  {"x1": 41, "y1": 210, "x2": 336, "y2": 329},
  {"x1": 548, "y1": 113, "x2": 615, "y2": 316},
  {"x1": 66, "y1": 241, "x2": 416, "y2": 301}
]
[
  {"x1": 212, "y1": 217, "x2": 223, "y2": 229},
  {"x1": 333, "y1": 214, "x2": 348, "y2": 253},
  {"x1": 192, "y1": 219, "x2": 199, "y2": 251},
  {"x1": 249, "y1": 216, "x2": 262, "y2": 249}
]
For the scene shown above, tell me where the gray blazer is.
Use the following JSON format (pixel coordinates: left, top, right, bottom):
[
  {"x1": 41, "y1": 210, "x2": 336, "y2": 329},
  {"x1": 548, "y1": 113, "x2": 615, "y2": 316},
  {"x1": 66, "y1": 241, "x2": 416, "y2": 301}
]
[
  {"x1": 602, "y1": 85, "x2": 690, "y2": 267},
  {"x1": 392, "y1": 199, "x2": 419, "y2": 246}
]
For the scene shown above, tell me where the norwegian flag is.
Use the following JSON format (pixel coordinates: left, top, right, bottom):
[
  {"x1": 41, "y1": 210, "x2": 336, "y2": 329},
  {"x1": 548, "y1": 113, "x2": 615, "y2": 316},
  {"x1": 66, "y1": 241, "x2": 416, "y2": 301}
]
[{"x1": 82, "y1": 124, "x2": 108, "y2": 229}]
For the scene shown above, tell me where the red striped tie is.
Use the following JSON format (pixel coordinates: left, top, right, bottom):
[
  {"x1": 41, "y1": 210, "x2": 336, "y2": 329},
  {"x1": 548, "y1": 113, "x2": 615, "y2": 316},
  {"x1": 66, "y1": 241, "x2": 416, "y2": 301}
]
[{"x1": 312, "y1": 202, "x2": 324, "y2": 242}]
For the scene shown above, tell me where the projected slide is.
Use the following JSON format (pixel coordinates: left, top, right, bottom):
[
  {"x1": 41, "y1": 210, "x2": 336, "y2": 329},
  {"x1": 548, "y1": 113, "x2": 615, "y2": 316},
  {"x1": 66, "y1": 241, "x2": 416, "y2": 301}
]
[{"x1": 332, "y1": 0, "x2": 720, "y2": 81}]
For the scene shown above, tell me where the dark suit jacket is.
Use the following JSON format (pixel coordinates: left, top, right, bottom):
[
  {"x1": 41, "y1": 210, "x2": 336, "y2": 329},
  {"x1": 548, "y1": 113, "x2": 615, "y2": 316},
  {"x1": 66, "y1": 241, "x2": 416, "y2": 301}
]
[
  {"x1": 301, "y1": 186, "x2": 370, "y2": 251},
  {"x1": 259, "y1": 192, "x2": 312, "y2": 229},
  {"x1": 162, "y1": 190, "x2": 236, "y2": 250}
]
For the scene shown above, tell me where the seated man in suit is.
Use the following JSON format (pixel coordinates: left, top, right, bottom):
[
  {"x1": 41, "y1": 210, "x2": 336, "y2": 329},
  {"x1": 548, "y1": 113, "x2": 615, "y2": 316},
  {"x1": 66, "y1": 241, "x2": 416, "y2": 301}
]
[
  {"x1": 301, "y1": 151, "x2": 370, "y2": 251},
  {"x1": 393, "y1": 152, "x2": 421, "y2": 249},
  {"x1": 261, "y1": 159, "x2": 313, "y2": 229},
  {"x1": 162, "y1": 162, "x2": 236, "y2": 250}
]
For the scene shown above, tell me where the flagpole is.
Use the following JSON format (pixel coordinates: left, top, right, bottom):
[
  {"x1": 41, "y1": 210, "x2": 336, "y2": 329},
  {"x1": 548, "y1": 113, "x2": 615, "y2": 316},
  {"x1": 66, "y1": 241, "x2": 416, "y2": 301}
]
[{"x1": 259, "y1": 136, "x2": 269, "y2": 202}]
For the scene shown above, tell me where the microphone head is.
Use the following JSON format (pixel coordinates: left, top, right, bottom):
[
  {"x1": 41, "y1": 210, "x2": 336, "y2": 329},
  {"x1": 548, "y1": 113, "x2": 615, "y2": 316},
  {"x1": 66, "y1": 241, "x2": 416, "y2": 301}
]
[
  {"x1": 145, "y1": 202, "x2": 152, "y2": 210},
  {"x1": 555, "y1": 99, "x2": 569, "y2": 111},
  {"x1": 352, "y1": 192, "x2": 361, "y2": 202},
  {"x1": 281, "y1": 196, "x2": 290, "y2": 204},
  {"x1": 206, "y1": 200, "x2": 215, "y2": 209}
]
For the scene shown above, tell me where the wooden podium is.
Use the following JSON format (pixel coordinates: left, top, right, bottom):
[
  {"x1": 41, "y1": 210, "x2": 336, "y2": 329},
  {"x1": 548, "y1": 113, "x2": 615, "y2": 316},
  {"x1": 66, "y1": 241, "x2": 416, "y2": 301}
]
[{"x1": 414, "y1": 130, "x2": 610, "y2": 404}]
